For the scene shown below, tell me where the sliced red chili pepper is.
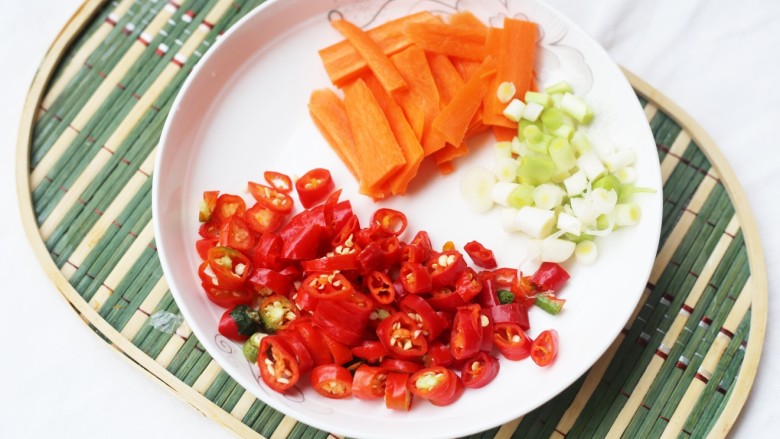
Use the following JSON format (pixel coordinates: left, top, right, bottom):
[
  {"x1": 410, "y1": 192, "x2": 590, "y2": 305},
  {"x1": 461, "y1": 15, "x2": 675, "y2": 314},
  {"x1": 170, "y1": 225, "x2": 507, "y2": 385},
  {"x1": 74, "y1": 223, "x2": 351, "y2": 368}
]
[
  {"x1": 330, "y1": 214, "x2": 360, "y2": 248},
  {"x1": 258, "y1": 295, "x2": 299, "y2": 332},
  {"x1": 218, "y1": 305, "x2": 261, "y2": 341},
  {"x1": 351, "y1": 340, "x2": 389, "y2": 363},
  {"x1": 380, "y1": 358, "x2": 424, "y2": 374},
  {"x1": 371, "y1": 208, "x2": 407, "y2": 236},
  {"x1": 264, "y1": 171, "x2": 293, "y2": 193},
  {"x1": 531, "y1": 329, "x2": 559, "y2": 366},
  {"x1": 253, "y1": 233, "x2": 284, "y2": 270},
  {"x1": 367, "y1": 303, "x2": 395, "y2": 331},
  {"x1": 428, "y1": 287, "x2": 467, "y2": 312},
  {"x1": 365, "y1": 271, "x2": 395, "y2": 305},
  {"x1": 258, "y1": 335, "x2": 300, "y2": 391},
  {"x1": 301, "y1": 252, "x2": 359, "y2": 273},
  {"x1": 278, "y1": 329, "x2": 314, "y2": 374},
  {"x1": 196, "y1": 238, "x2": 218, "y2": 260},
  {"x1": 478, "y1": 309, "x2": 494, "y2": 352},
  {"x1": 319, "y1": 331, "x2": 354, "y2": 365},
  {"x1": 377, "y1": 312, "x2": 428, "y2": 360},
  {"x1": 422, "y1": 342, "x2": 454, "y2": 367},
  {"x1": 354, "y1": 224, "x2": 387, "y2": 248},
  {"x1": 400, "y1": 243, "x2": 425, "y2": 264},
  {"x1": 408, "y1": 366, "x2": 457, "y2": 401},
  {"x1": 377, "y1": 236, "x2": 402, "y2": 267},
  {"x1": 399, "y1": 262, "x2": 433, "y2": 295},
  {"x1": 302, "y1": 272, "x2": 354, "y2": 300},
  {"x1": 313, "y1": 295, "x2": 371, "y2": 346},
  {"x1": 490, "y1": 302, "x2": 530, "y2": 331},
  {"x1": 429, "y1": 373, "x2": 464, "y2": 407},
  {"x1": 399, "y1": 295, "x2": 446, "y2": 342},
  {"x1": 294, "y1": 287, "x2": 319, "y2": 314},
  {"x1": 461, "y1": 352, "x2": 500, "y2": 389},
  {"x1": 385, "y1": 372, "x2": 412, "y2": 411},
  {"x1": 203, "y1": 284, "x2": 254, "y2": 308},
  {"x1": 463, "y1": 240, "x2": 498, "y2": 269},
  {"x1": 247, "y1": 267, "x2": 293, "y2": 297},
  {"x1": 427, "y1": 250, "x2": 467, "y2": 288},
  {"x1": 493, "y1": 322, "x2": 532, "y2": 361},
  {"x1": 410, "y1": 231, "x2": 433, "y2": 261},
  {"x1": 244, "y1": 203, "x2": 285, "y2": 234},
  {"x1": 214, "y1": 194, "x2": 246, "y2": 223},
  {"x1": 310, "y1": 364, "x2": 352, "y2": 399},
  {"x1": 199, "y1": 190, "x2": 219, "y2": 222},
  {"x1": 357, "y1": 241, "x2": 386, "y2": 274},
  {"x1": 248, "y1": 182, "x2": 294, "y2": 214},
  {"x1": 199, "y1": 219, "x2": 222, "y2": 239},
  {"x1": 352, "y1": 365, "x2": 387, "y2": 400},
  {"x1": 207, "y1": 246, "x2": 251, "y2": 290},
  {"x1": 288, "y1": 318, "x2": 332, "y2": 366},
  {"x1": 219, "y1": 216, "x2": 256, "y2": 253},
  {"x1": 531, "y1": 262, "x2": 570, "y2": 292},
  {"x1": 295, "y1": 168, "x2": 335, "y2": 208},
  {"x1": 478, "y1": 278, "x2": 501, "y2": 308},
  {"x1": 450, "y1": 304, "x2": 482, "y2": 361},
  {"x1": 455, "y1": 267, "x2": 483, "y2": 302}
]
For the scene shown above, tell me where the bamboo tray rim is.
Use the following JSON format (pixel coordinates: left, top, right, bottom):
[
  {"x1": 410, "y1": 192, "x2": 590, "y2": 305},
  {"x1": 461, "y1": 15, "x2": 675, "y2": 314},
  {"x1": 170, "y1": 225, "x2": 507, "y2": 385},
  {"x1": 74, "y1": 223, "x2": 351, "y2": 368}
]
[{"x1": 15, "y1": 1, "x2": 768, "y2": 437}]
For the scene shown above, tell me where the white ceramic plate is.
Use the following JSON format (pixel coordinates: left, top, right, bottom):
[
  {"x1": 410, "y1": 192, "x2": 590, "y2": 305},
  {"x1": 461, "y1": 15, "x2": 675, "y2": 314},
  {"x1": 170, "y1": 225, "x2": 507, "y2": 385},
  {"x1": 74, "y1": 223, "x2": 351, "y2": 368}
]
[{"x1": 153, "y1": 0, "x2": 662, "y2": 437}]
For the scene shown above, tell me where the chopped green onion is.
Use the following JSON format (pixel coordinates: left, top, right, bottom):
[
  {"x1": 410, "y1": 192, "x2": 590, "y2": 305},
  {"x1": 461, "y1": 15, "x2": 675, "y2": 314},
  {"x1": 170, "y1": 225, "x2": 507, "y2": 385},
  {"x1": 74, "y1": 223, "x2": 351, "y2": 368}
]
[
  {"x1": 617, "y1": 184, "x2": 656, "y2": 203},
  {"x1": 515, "y1": 206, "x2": 556, "y2": 238},
  {"x1": 497, "y1": 81, "x2": 517, "y2": 103},
  {"x1": 525, "y1": 91, "x2": 552, "y2": 108},
  {"x1": 571, "y1": 131, "x2": 593, "y2": 156},
  {"x1": 616, "y1": 166, "x2": 637, "y2": 184},
  {"x1": 557, "y1": 212, "x2": 582, "y2": 236},
  {"x1": 550, "y1": 123, "x2": 574, "y2": 140},
  {"x1": 563, "y1": 170, "x2": 588, "y2": 196},
  {"x1": 491, "y1": 181, "x2": 521, "y2": 206},
  {"x1": 541, "y1": 238, "x2": 576, "y2": 262},
  {"x1": 495, "y1": 157, "x2": 518, "y2": 182},
  {"x1": 533, "y1": 183, "x2": 565, "y2": 210},
  {"x1": 494, "y1": 141, "x2": 513, "y2": 159},
  {"x1": 521, "y1": 101, "x2": 545, "y2": 122},
  {"x1": 576, "y1": 150, "x2": 606, "y2": 181},
  {"x1": 498, "y1": 290, "x2": 515, "y2": 305},
  {"x1": 549, "y1": 138, "x2": 577, "y2": 172},
  {"x1": 535, "y1": 295, "x2": 565, "y2": 315},
  {"x1": 561, "y1": 92, "x2": 594, "y2": 124},
  {"x1": 541, "y1": 107, "x2": 564, "y2": 130},
  {"x1": 460, "y1": 166, "x2": 496, "y2": 212},
  {"x1": 564, "y1": 231, "x2": 595, "y2": 243},
  {"x1": 544, "y1": 81, "x2": 573, "y2": 95},
  {"x1": 508, "y1": 183, "x2": 536, "y2": 208},
  {"x1": 503, "y1": 98, "x2": 526, "y2": 122},
  {"x1": 613, "y1": 202, "x2": 641, "y2": 226},
  {"x1": 501, "y1": 207, "x2": 521, "y2": 232},
  {"x1": 604, "y1": 149, "x2": 635, "y2": 172},
  {"x1": 518, "y1": 155, "x2": 556, "y2": 184},
  {"x1": 575, "y1": 240, "x2": 598, "y2": 265}
]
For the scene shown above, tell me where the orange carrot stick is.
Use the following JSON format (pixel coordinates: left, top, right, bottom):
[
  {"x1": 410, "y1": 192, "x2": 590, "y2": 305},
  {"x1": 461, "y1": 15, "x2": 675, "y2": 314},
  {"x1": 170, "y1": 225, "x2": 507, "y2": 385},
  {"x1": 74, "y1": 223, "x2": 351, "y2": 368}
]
[
  {"x1": 483, "y1": 18, "x2": 537, "y2": 127},
  {"x1": 363, "y1": 74, "x2": 425, "y2": 195},
  {"x1": 331, "y1": 19, "x2": 407, "y2": 95},
  {"x1": 492, "y1": 125, "x2": 517, "y2": 142},
  {"x1": 342, "y1": 78, "x2": 406, "y2": 194},
  {"x1": 430, "y1": 57, "x2": 497, "y2": 148},
  {"x1": 448, "y1": 11, "x2": 488, "y2": 31},
  {"x1": 426, "y1": 52, "x2": 464, "y2": 106},
  {"x1": 433, "y1": 140, "x2": 470, "y2": 165},
  {"x1": 319, "y1": 12, "x2": 437, "y2": 87},
  {"x1": 391, "y1": 46, "x2": 440, "y2": 141},
  {"x1": 405, "y1": 21, "x2": 487, "y2": 61},
  {"x1": 308, "y1": 89, "x2": 357, "y2": 178}
]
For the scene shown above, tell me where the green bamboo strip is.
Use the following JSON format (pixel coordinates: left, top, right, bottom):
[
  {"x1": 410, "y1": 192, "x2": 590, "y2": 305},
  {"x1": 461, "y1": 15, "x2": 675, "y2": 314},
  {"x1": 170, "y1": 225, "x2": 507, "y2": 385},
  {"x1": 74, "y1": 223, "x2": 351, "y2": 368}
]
[
  {"x1": 132, "y1": 293, "x2": 181, "y2": 358},
  {"x1": 648, "y1": 250, "x2": 749, "y2": 433},
  {"x1": 460, "y1": 426, "x2": 499, "y2": 439},
  {"x1": 100, "y1": 248, "x2": 163, "y2": 328},
  {"x1": 243, "y1": 400, "x2": 286, "y2": 437},
  {"x1": 204, "y1": 371, "x2": 237, "y2": 403},
  {"x1": 693, "y1": 321, "x2": 748, "y2": 438},
  {"x1": 166, "y1": 333, "x2": 205, "y2": 376},
  {"x1": 623, "y1": 236, "x2": 748, "y2": 436},
  {"x1": 649, "y1": 111, "x2": 682, "y2": 161},
  {"x1": 637, "y1": 94, "x2": 648, "y2": 107},
  {"x1": 566, "y1": 185, "x2": 731, "y2": 436},
  {"x1": 33, "y1": 0, "x2": 212, "y2": 217},
  {"x1": 287, "y1": 422, "x2": 330, "y2": 439},
  {"x1": 180, "y1": 344, "x2": 215, "y2": 386},
  {"x1": 659, "y1": 157, "x2": 710, "y2": 246},
  {"x1": 33, "y1": 0, "x2": 163, "y2": 162},
  {"x1": 213, "y1": 377, "x2": 247, "y2": 413},
  {"x1": 678, "y1": 311, "x2": 750, "y2": 436}
]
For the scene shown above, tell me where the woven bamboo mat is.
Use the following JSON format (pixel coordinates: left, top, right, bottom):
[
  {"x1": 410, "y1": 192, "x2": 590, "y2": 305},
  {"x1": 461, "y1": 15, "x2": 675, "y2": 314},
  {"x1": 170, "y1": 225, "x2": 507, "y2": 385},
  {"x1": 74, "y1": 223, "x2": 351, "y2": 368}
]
[{"x1": 16, "y1": 0, "x2": 767, "y2": 438}]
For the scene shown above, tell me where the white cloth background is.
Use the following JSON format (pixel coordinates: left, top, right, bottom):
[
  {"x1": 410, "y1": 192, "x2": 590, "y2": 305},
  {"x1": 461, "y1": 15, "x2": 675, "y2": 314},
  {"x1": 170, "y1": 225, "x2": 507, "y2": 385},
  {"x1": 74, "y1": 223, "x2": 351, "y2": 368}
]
[{"x1": 1, "y1": 0, "x2": 776, "y2": 437}]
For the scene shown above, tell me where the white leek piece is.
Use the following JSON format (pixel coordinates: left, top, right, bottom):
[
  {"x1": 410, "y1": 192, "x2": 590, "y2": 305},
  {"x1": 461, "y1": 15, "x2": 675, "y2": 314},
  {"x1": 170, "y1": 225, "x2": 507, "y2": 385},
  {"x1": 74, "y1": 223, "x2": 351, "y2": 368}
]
[
  {"x1": 571, "y1": 131, "x2": 593, "y2": 155},
  {"x1": 549, "y1": 138, "x2": 577, "y2": 172},
  {"x1": 575, "y1": 240, "x2": 598, "y2": 265},
  {"x1": 515, "y1": 206, "x2": 556, "y2": 238},
  {"x1": 503, "y1": 99, "x2": 526, "y2": 122},
  {"x1": 614, "y1": 202, "x2": 641, "y2": 226},
  {"x1": 491, "y1": 181, "x2": 520, "y2": 206},
  {"x1": 616, "y1": 166, "x2": 637, "y2": 184},
  {"x1": 561, "y1": 92, "x2": 593, "y2": 124},
  {"x1": 604, "y1": 149, "x2": 636, "y2": 172},
  {"x1": 557, "y1": 212, "x2": 582, "y2": 236},
  {"x1": 551, "y1": 124, "x2": 574, "y2": 140},
  {"x1": 563, "y1": 170, "x2": 588, "y2": 196},
  {"x1": 570, "y1": 196, "x2": 599, "y2": 225},
  {"x1": 511, "y1": 137, "x2": 528, "y2": 156},
  {"x1": 495, "y1": 157, "x2": 518, "y2": 182},
  {"x1": 533, "y1": 183, "x2": 565, "y2": 210},
  {"x1": 521, "y1": 102, "x2": 545, "y2": 122},
  {"x1": 460, "y1": 166, "x2": 496, "y2": 212},
  {"x1": 541, "y1": 238, "x2": 576, "y2": 263},
  {"x1": 577, "y1": 151, "x2": 606, "y2": 181},
  {"x1": 497, "y1": 82, "x2": 516, "y2": 103},
  {"x1": 589, "y1": 188, "x2": 618, "y2": 215}
]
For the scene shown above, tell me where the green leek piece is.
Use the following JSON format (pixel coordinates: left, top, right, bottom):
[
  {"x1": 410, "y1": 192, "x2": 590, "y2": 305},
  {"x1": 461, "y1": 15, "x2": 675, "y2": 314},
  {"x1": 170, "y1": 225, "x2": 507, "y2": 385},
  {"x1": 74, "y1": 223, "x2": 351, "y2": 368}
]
[
  {"x1": 544, "y1": 81, "x2": 573, "y2": 95},
  {"x1": 561, "y1": 93, "x2": 594, "y2": 124},
  {"x1": 518, "y1": 155, "x2": 556, "y2": 184},
  {"x1": 593, "y1": 174, "x2": 621, "y2": 192},
  {"x1": 571, "y1": 131, "x2": 593, "y2": 155},
  {"x1": 564, "y1": 231, "x2": 595, "y2": 244},
  {"x1": 541, "y1": 107, "x2": 564, "y2": 130},
  {"x1": 596, "y1": 213, "x2": 612, "y2": 231},
  {"x1": 550, "y1": 123, "x2": 574, "y2": 140},
  {"x1": 617, "y1": 184, "x2": 656, "y2": 203},
  {"x1": 508, "y1": 183, "x2": 536, "y2": 208},
  {"x1": 525, "y1": 91, "x2": 552, "y2": 108},
  {"x1": 549, "y1": 138, "x2": 577, "y2": 172}
]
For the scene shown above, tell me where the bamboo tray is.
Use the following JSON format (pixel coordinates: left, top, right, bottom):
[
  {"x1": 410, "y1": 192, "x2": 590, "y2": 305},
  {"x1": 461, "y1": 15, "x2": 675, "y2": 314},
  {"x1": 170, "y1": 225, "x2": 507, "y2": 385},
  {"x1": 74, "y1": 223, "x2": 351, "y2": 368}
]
[{"x1": 16, "y1": 0, "x2": 767, "y2": 437}]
